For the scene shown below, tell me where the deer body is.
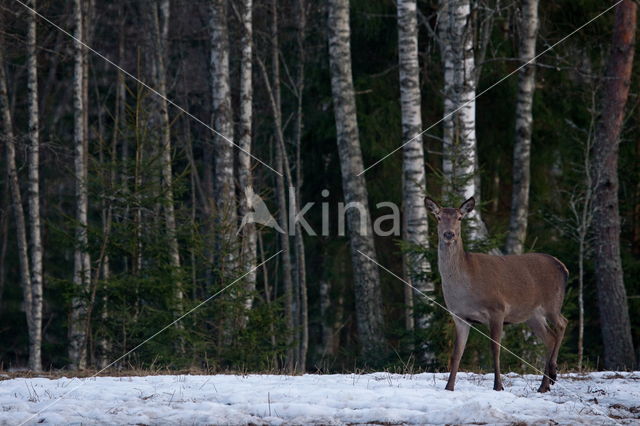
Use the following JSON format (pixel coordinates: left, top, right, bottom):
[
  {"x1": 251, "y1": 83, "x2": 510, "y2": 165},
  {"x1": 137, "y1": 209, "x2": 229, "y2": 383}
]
[
  {"x1": 427, "y1": 197, "x2": 568, "y2": 393},
  {"x1": 439, "y1": 250, "x2": 566, "y2": 325}
]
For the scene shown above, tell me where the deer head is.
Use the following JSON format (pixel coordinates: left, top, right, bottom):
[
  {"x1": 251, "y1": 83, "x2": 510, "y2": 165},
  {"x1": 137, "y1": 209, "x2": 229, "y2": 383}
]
[{"x1": 425, "y1": 197, "x2": 475, "y2": 246}]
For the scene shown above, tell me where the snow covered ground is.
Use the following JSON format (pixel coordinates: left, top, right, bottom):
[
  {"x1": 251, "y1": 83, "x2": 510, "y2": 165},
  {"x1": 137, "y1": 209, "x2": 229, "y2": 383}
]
[{"x1": 1, "y1": 371, "x2": 638, "y2": 424}]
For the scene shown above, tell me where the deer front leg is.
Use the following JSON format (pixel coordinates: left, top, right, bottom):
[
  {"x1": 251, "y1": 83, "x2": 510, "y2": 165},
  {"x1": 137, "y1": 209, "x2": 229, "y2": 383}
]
[
  {"x1": 445, "y1": 317, "x2": 470, "y2": 391},
  {"x1": 489, "y1": 315, "x2": 504, "y2": 391}
]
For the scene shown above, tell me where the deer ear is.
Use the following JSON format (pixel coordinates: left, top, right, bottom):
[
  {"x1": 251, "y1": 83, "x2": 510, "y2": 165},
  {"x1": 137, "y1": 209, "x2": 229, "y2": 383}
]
[
  {"x1": 425, "y1": 197, "x2": 441, "y2": 218},
  {"x1": 459, "y1": 197, "x2": 475, "y2": 217}
]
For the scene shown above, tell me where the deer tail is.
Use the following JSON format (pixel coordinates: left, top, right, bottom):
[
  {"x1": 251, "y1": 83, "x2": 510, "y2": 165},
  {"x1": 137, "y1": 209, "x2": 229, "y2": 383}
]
[
  {"x1": 552, "y1": 256, "x2": 569, "y2": 290},
  {"x1": 540, "y1": 253, "x2": 569, "y2": 291}
]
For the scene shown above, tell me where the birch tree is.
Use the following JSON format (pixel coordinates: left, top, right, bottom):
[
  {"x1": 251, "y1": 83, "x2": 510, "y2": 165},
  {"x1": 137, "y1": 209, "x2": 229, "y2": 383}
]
[
  {"x1": 591, "y1": 0, "x2": 636, "y2": 370},
  {"x1": 505, "y1": 0, "x2": 539, "y2": 254},
  {"x1": 236, "y1": 0, "x2": 257, "y2": 319},
  {"x1": 0, "y1": 11, "x2": 39, "y2": 371},
  {"x1": 327, "y1": 0, "x2": 386, "y2": 362},
  {"x1": 68, "y1": 0, "x2": 91, "y2": 369},
  {"x1": 397, "y1": 0, "x2": 434, "y2": 341},
  {"x1": 272, "y1": 0, "x2": 311, "y2": 371},
  {"x1": 210, "y1": 0, "x2": 236, "y2": 275},
  {"x1": 257, "y1": 0, "x2": 296, "y2": 371},
  {"x1": 292, "y1": 0, "x2": 309, "y2": 373},
  {"x1": 149, "y1": 0, "x2": 183, "y2": 310},
  {"x1": 439, "y1": 0, "x2": 454, "y2": 194},
  {"x1": 439, "y1": 0, "x2": 487, "y2": 241},
  {"x1": 26, "y1": 0, "x2": 43, "y2": 372},
  {"x1": 274, "y1": 140, "x2": 295, "y2": 371}
]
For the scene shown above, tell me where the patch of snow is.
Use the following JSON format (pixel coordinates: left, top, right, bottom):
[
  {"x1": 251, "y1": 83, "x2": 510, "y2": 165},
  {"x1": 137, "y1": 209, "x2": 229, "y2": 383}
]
[{"x1": 0, "y1": 372, "x2": 638, "y2": 424}]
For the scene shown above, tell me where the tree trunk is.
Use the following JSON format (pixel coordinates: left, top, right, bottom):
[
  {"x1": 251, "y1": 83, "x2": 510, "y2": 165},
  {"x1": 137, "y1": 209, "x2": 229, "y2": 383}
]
[
  {"x1": 505, "y1": 0, "x2": 539, "y2": 255},
  {"x1": 69, "y1": 0, "x2": 91, "y2": 370},
  {"x1": 327, "y1": 0, "x2": 386, "y2": 363},
  {"x1": 269, "y1": 0, "x2": 306, "y2": 372},
  {"x1": 318, "y1": 247, "x2": 338, "y2": 362},
  {"x1": 83, "y1": 0, "x2": 96, "y2": 367},
  {"x1": 632, "y1": 68, "x2": 640, "y2": 257},
  {"x1": 439, "y1": 0, "x2": 487, "y2": 241},
  {"x1": 439, "y1": 0, "x2": 454, "y2": 194},
  {"x1": 0, "y1": 14, "x2": 36, "y2": 369},
  {"x1": 577, "y1": 96, "x2": 596, "y2": 372},
  {"x1": 210, "y1": 0, "x2": 236, "y2": 276},
  {"x1": 258, "y1": 231, "x2": 277, "y2": 349},
  {"x1": 318, "y1": 278, "x2": 333, "y2": 359},
  {"x1": 236, "y1": 0, "x2": 257, "y2": 322},
  {"x1": 634, "y1": 132, "x2": 640, "y2": 256},
  {"x1": 591, "y1": 0, "x2": 636, "y2": 370},
  {"x1": 133, "y1": 81, "x2": 144, "y2": 308},
  {"x1": 294, "y1": 217, "x2": 307, "y2": 371},
  {"x1": 26, "y1": 0, "x2": 43, "y2": 372},
  {"x1": 577, "y1": 235, "x2": 585, "y2": 371},
  {"x1": 0, "y1": 181, "x2": 7, "y2": 317},
  {"x1": 257, "y1": 0, "x2": 296, "y2": 369},
  {"x1": 97, "y1": 22, "x2": 125, "y2": 369},
  {"x1": 397, "y1": 0, "x2": 434, "y2": 346},
  {"x1": 274, "y1": 140, "x2": 294, "y2": 371},
  {"x1": 293, "y1": 0, "x2": 308, "y2": 373},
  {"x1": 149, "y1": 0, "x2": 183, "y2": 314}
]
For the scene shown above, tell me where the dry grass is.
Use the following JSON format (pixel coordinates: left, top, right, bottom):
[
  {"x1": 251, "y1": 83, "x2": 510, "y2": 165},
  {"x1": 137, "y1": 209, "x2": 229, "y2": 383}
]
[
  {"x1": 0, "y1": 364, "x2": 320, "y2": 380},
  {"x1": 0, "y1": 367, "x2": 225, "y2": 381},
  {"x1": 1, "y1": 364, "x2": 633, "y2": 382}
]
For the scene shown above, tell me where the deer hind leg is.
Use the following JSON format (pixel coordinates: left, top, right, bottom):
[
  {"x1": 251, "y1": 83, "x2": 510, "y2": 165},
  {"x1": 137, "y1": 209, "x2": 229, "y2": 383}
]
[
  {"x1": 526, "y1": 315, "x2": 556, "y2": 393},
  {"x1": 547, "y1": 314, "x2": 568, "y2": 385},
  {"x1": 488, "y1": 315, "x2": 505, "y2": 391},
  {"x1": 445, "y1": 317, "x2": 470, "y2": 391}
]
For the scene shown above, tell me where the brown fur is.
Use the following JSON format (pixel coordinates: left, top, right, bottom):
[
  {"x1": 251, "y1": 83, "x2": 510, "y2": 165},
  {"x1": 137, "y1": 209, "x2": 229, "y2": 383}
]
[{"x1": 426, "y1": 197, "x2": 568, "y2": 393}]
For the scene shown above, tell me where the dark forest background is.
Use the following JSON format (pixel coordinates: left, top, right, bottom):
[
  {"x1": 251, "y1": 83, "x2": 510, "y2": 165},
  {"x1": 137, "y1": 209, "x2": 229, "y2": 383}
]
[{"x1": 0, "y1": 0, "x2": 638, "y2": 374}]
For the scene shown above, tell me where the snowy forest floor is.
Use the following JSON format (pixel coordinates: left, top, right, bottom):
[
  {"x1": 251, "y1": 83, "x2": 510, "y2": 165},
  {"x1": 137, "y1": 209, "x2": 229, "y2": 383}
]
[{"x1": 1, "y1": 371, "x2": 639, "y2": 424}]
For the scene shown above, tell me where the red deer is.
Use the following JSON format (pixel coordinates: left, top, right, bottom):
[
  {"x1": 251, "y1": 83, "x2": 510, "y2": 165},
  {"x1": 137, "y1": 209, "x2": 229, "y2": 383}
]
[{"x1": 425, "y1": 196, "x2": 568, "y2": 393}]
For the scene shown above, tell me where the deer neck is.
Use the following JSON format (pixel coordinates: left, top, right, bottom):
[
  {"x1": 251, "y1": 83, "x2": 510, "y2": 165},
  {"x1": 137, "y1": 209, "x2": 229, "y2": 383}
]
[{"x1": 437, "y1": 238, "x2": 468, "y2": 283}]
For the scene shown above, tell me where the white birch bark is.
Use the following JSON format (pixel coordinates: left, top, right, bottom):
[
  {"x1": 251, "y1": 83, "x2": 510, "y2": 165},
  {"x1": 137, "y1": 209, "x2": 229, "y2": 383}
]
[
  {"x1": 275, "y1": 143, "x2": 295, "y2": 372},
  {"x1": 150, "y1": 0, "x2": 183, "y2": 310},
  {"x1": 453, "y1": 0, "x2": 480, "y2": 236},
  {"x1": 439, "y1": 0, "x2": 454, "y2": 192},
  {"x1": 69, "y1": 0, "x2": 91, "y2": 369},
  {"x1": 0, "y1": 20, "x2": 38, "y2": 370},
  {"x1": 328, "y1": 0, "x2": 386, "y2": 361},
  {"x1": 26, "y1": 0, "x2": 43, "y2": 372},
  {"x1": 439, "y1": 0, "x2": 487, "y2": 241},
  {"x1": 236, "y1": 0, "x2": 257, "y2": 316},
  {"x1": 397, "y1": 0, "x2": 434, "y2": 340},
  {"x1": 505, "y1": 0, "x2": 539, "y2": 254},
  {"x1": 210, "y1": 0, "x2": 236, "y2": 273}
]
